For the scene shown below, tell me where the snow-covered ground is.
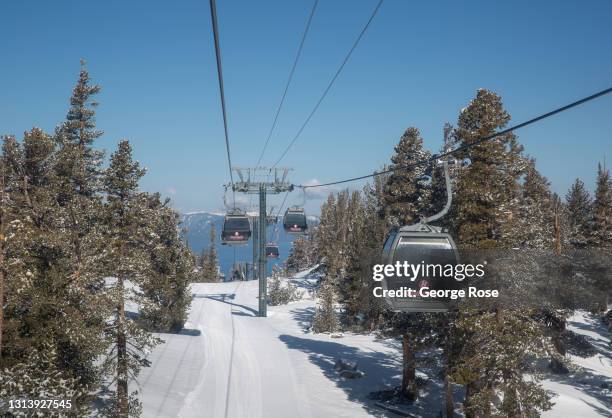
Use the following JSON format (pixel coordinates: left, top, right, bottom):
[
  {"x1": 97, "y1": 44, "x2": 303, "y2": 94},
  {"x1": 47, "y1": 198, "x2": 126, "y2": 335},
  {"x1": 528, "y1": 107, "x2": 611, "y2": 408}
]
[
  {"x1": 135, "y1": 269, "x2": 611, "y2": 418},
  {"x1": 541, "y1": 312, "x2": 611, "y2": 418}
]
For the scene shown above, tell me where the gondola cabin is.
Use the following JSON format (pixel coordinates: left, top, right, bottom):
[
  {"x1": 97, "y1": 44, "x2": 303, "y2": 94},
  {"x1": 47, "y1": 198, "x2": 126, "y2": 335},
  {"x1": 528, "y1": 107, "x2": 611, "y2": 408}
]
[
  {"x1": 380, "y1": 223, "x2": 460, "y2": 312},
  {"x1": 283, "y1": 207, "x2": 308, "y2": 234},
  {"x1": 221, "y1": 211, "x2": 251, "y2": 245},
  {"x1": 265, "y1": 244, "x2": 280, "y2": 259}
]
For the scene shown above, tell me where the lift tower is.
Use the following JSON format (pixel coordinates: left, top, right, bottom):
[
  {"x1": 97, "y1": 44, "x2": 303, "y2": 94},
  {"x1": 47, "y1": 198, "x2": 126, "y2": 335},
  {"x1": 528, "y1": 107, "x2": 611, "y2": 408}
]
[{"x1": 230, "y1": 167, "x2": 293, "y2": 317}]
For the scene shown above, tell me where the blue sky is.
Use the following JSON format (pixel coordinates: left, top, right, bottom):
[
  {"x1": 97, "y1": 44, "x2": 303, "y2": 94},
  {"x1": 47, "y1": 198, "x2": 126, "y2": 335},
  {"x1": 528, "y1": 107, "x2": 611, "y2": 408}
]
[{"x1": 1, "y1": 0, "x2": 611, "y2": 214}]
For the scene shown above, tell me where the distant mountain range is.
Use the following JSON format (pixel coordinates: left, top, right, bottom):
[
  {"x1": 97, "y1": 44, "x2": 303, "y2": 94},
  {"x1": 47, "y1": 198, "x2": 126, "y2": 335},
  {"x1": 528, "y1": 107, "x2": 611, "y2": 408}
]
[{"x1": 181, "y1": 211, "x2": 319, "y2": 278}]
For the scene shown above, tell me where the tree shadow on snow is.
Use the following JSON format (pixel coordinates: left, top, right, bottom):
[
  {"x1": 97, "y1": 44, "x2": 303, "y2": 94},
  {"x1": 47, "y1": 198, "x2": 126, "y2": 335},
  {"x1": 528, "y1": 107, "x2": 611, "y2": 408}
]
[
  {"x1": 178, "y1": 328, "x2": 202, "y2": 336},
  {"x1": 289, "y1": 307, "x2": 316, "y2": 332},
  {"x1": 545, "y1": 363, "x2": 612, "y2": 412},
  {"x1": 567, "y1": 318, "x2": 612, "y2": 359},
  {"x1": 543, "y1": 313, "x2": 612, "y2": 410},
  {"x1": 581, "y1": 399, "x2": 612, "y2": 417},
  {"x1": 193, "y1": 292, "x2": 236, "y2": 300},
  {"x1": 289, "y1": 277, "x2": 318, "y2": 293},
  {"x1": 279, "y1": 334, "x2": 464, "y2": 417},
  {"x1": 279, "y1": 334, "x2": 400, "y2": 416},
  {"x1": 193, "y1": 293, "x2": 258, "y2": 317}
]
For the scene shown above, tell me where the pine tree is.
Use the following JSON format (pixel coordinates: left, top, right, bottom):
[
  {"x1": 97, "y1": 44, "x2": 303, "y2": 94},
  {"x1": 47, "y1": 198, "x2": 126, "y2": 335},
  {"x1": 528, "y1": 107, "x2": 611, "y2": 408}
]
[
  {"x1": 198, "y1": 224, "x2": 220, "y2": 282},
  {"x1": 340, "y1": 191, "x2": 366, "y2": 325},
  {"x1": 312, "y1": 277, "x2": 339, "y2": 333},
  {"x1": 315, "y1": 191, "x2": 351, "y2": 278},
  {"x1": 450, "y1": 310, "x2": 553, "y2": 417},
  {"x1": 2, "y1": 133, "x2": 107, "y2": 409},
  {"x1": 364, "y1": 170, "x2": 390, "y2": 245},
  {"x1": 314, "y1": 193, "x2": 337, "y2": 267},
  {"x1": 101, "y1": 141, "x2": 161, "y2": 417},
  {"x1": 48, "y1": 65, "x2": 112, "y2": 394},
  {"x1": 204, "y1": 225, "x2": 220, "y2": 281},
  {"x1": 449, "y1": 90, "x2": 554, "y2": 415},
  {"x1": 140, "y1": 193, "x2": 195, "y2": 332},
  {"x1": 0, "y1": 343, "x2": 91, "y2": 416},
  {"x1": 1, "y1": 64, "x2": 198, "y2": 415},
  {"x1": 286, "y1": 236, "x2": 312, "y2": 272},
  {"x1": 54, "y1": 61, "x2": 104, "y2": 199},
  {"x1": 589, "y1": 162, "x2": 612, "y2": 247},
  {"x1": 52, "y1": 62, "x2": 106, "y2": 298},
  {"x1": 332, "y1": 190, "x2": 350, "y2": 276},
  {"x1": 358, "y1": 173, "x2": 389, "y2": 328},
  {"x1": 383, "y1": 127, "x2": 432, "y2": 227},
  {"x1": 452, "y1": 89, "x2": 526, "y2": 249},
  {"x1": 565, "y1": 178, "x2": 592, "y2": 248},
  {"x1": 199, "y1": 246, "x2": 209, "y2": 274},
  {"x1": 510, "y1": 160, "x2": 555, "y2": 249}
]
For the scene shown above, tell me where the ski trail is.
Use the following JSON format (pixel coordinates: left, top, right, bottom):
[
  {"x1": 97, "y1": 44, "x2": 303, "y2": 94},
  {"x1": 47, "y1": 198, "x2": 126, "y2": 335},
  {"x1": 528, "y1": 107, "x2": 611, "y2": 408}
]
[
  {"x1": 178, "y1": 296, "x2": 213, "y2": 418},
  {"x1": 140, "y1": 283, "x2": 200, "y2": 389},
  {"x1": 179, "y1": 282, "x2": 259, "y2": 418},
  {"x1": 146, "y1": 280, "x2": 388, "y2": 417},
  {"x1": 223, "y1": 282, "x2": 241, "y2": 418},
  {"x1": 153, "y1": 297, "x2": 207, "y2": 417}
]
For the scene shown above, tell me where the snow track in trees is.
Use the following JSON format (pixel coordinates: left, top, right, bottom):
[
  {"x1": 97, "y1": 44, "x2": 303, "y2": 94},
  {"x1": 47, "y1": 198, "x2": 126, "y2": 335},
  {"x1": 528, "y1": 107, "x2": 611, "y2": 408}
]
[{"x1": 137, "y1": 276, "x2": 401, "y2": 417}]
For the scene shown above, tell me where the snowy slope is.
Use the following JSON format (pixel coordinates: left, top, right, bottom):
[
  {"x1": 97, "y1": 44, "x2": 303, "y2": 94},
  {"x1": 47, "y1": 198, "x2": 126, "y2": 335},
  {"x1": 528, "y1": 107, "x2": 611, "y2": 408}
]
[
  {"x1": 137, "y1": 275, "x2": 403, "y2": 418},
  {"x1": 541, "y1": 312, "x2": 612, "y2": 418},
  {"x1": 136, "y1": 271, "x2": 611, "y2": 418}
]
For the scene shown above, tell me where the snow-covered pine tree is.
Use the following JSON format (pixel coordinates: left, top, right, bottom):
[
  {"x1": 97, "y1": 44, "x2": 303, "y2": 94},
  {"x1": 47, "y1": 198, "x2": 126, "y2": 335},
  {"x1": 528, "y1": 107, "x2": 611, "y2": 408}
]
[
  {"x1": 510, "y1": 160, "x2": 555, "y2": 249},
  {"x1": 200, "y1": 224, "x2": 219, "y2": 282},
  {"x1": 588, "y1": 162, "x2": 612, "y2": 248},
  {"x1": 330, "y1": 190, "x2": 350, "y2": 278},
  {"x1": 565, "y1": 178, "x2": 592, "y2": 248},
  {"x1": 49, "y1": 65, "x2": 113, "y2": 393},
  {"x1": 312, "y1": 276, "x2": 339, "y2": 333},
  {"x1": 140, "y1": 193, "x2": 195, "y2": 332},
  {"x1": 0, "y1": 343, "x2": 91, "y2": 416},
  {"x1": 357, "y1": 173, "x2": 389, "y2": 328},
  {"x1": 199, "y1": 245, "x2": 209, "y2": 278},
  {"x1": 286, "y1": 236, "x2": 312, "y2": 273},
  {"x1": 378, "y1": 129, "x2": 447, "y2": 400},
  {"x1": 340, "y1": 190, "x2": 366, "y2": 326},
  {"x1": 449, "y1": 90, "x2": 553, "y2": 416},
  {"x1": 101, "y1": 141, "x2": 161, "y2": 417},
  {"x1": 267, "y1": 267, "x2": 301, "y2": 306},
  {"x1": 452, "y1": 89, "x2": 526, "y2": 249},
  {"x1": 314, "y1": 191, "x2": 351, "y2": 279},
  {"x1": 383, "y1": 127, "x2": 432, "y2": 228},
  {"x1": 314, "y1": 193, "x2": 336, "y2": 267},
  {"x1": 1, "y1": 132, "x2": 105, "y2": 410},
  {"x1": 363, "y1": 170, "x2": 390, "y2": 246},
  {"x1": 450, "y1": 310, "x2": 553, "y2": 417},
  {"x1": 54, "y1": 61, "x2": 104, "y2": 199}
]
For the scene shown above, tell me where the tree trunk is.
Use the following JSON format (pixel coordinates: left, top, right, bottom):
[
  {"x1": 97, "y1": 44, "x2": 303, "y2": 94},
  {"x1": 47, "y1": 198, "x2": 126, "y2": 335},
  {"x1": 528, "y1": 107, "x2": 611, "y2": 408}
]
[
  {"x1": 117, "y1": 276, "x2": 129, "y2": 418},
  {"x1": 444, "y1": 373, "x2": 453, "y2": 417},
  {"x1": 464, "y1": 382, "x2": 475, "y2": 418},
  {"x1": 554, "y1": 213, "x2": 561, "y2": 255},
  {"x1": 401, "y1": 333, "x2": 416, "y2": 399}
]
